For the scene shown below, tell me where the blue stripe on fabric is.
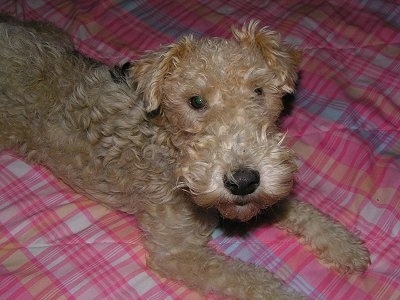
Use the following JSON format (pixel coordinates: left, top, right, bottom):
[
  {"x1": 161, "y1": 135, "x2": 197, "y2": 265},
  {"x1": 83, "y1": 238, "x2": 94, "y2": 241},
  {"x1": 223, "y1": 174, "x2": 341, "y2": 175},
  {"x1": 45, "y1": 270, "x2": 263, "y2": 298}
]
[{"x1": 296, "y1": 90, "x2": 398, "y2": 156}]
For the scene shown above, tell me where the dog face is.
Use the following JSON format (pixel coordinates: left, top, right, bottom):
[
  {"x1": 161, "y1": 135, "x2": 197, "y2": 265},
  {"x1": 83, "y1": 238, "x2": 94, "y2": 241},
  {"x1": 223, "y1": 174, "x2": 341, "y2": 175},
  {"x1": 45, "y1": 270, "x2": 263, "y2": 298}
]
[{"x1": 132, "y1": 21, "x2": 300, "y2": 221}]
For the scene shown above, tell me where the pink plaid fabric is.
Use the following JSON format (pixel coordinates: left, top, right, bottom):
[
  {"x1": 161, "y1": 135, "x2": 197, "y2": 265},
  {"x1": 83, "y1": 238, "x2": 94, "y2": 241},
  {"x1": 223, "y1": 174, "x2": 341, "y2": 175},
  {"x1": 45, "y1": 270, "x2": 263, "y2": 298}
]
[{"x1": 1, "y1": 1, "x2": 399, "y2": 299}]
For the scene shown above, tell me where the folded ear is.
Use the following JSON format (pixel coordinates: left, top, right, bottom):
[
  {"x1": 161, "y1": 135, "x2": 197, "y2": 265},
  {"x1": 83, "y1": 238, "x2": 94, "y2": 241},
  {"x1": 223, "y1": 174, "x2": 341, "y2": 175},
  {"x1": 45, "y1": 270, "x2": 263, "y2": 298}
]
[
  {"x1": 130, "y1": 36, "x2": 195, "y2": 114},
  {"x1": 109, "y1": 62, "x2": 132, "y2": 85},
  {"x1": 232, "y1": 20, "x2": 301, "y2": 93}
]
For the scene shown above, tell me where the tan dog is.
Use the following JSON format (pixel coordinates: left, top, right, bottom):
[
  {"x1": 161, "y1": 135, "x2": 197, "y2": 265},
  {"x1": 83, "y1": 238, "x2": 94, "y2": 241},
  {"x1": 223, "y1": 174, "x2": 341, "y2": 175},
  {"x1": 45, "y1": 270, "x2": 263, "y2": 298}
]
[{"x1": 0, "y1": 16, "x2": 370, "y2": 299}]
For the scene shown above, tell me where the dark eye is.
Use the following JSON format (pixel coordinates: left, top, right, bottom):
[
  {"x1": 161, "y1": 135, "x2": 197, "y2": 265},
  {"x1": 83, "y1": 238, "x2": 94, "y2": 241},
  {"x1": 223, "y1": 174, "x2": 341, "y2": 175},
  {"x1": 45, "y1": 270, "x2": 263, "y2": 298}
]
[
  {"x1": 189, "y1": 95, "x2": 206, "y2": 110},
  {"x1": 254, "y1": 87, "x2": 263, "y2": 96}
]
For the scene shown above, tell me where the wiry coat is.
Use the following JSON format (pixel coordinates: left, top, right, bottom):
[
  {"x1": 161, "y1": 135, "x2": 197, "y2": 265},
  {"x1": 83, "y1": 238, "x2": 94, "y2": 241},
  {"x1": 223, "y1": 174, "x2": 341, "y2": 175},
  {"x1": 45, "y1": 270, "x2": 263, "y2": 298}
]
[
  {"x1": 0, "y1": 17, "x2": 171, "y2": 212},
  {"x1": 0, "y1": 17, "x2": 370, "y2": 299}
]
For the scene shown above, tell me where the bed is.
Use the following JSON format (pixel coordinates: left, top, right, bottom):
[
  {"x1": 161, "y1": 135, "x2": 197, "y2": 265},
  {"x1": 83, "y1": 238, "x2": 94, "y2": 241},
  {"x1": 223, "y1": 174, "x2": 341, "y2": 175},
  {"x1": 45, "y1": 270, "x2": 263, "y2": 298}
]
[{"x1": 0, "y1": 1, "x2": 399, "y2": 299}]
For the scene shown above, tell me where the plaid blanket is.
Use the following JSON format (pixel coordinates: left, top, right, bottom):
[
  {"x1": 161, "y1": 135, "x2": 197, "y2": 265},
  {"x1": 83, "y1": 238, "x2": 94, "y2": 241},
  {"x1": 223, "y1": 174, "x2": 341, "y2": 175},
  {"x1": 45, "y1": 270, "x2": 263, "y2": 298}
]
[{"x1": 1, "y1": 1, "x2": 399, "y2": 299}]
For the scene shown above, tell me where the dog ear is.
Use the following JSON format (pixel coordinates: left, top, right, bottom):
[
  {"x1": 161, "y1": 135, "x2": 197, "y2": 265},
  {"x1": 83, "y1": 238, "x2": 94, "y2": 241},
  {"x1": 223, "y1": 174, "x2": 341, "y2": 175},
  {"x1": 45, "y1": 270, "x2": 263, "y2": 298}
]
[
  {"x1": 110, "y1": 62, "x2": 132, "y2": 85},
  {"x1": 130, "y1": 37, "x2": 195, "y2": 114},
  {"x1": 232, "y1": 20, "x2": 301, "y2": 94}
]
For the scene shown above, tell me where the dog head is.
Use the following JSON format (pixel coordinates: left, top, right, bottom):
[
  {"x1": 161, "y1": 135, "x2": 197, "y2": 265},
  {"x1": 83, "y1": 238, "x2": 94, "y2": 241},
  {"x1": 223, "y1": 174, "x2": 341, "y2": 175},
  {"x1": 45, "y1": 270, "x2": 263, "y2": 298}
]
[{"x1": 132, "y1": 20, "x2": 300, "y2": 221}]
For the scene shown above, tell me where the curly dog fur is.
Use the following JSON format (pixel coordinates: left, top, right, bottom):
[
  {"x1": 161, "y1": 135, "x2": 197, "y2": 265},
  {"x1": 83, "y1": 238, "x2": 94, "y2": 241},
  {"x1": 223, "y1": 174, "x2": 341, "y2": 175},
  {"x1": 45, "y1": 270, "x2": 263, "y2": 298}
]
[{"x1": 0, "y1": 16, "x2": 370, "y2": 299}]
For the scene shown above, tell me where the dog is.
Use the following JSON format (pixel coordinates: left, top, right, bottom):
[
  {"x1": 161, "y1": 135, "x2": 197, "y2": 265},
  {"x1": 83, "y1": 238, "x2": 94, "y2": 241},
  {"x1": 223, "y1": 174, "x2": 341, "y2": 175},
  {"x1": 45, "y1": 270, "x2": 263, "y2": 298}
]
[{"x1": 0, "y1": 16, "x2": 370, "y2": 299}]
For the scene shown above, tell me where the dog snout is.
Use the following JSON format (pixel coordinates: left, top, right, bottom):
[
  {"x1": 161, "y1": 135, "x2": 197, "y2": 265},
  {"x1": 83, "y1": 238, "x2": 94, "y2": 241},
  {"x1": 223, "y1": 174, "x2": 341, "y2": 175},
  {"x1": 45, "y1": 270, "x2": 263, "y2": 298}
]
[{"x1": 223, "y1": 168, "x2": 260, "y2": 196}]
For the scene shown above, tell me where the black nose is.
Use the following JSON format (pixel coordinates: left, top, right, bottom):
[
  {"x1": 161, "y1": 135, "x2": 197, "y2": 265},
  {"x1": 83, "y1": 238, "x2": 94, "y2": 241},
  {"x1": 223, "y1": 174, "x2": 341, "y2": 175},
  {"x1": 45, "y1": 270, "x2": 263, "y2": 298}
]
[{"x1": 224, "y1": 168, "x2": 260, "y2": 196}]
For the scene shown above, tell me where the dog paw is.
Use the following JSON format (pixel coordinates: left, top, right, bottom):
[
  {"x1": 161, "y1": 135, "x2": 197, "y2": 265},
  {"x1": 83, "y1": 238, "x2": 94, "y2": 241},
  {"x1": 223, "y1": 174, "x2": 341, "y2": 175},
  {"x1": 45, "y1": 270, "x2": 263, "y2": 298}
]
[{"x1": 318, "y1": 235, "x2": 371, "y2": 273}]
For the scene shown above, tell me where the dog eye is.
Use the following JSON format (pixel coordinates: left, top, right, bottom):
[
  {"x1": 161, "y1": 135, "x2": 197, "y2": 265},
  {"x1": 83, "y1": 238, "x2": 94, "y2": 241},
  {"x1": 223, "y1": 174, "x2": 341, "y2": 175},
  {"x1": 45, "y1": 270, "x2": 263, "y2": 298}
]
[
  {"x1": 189, "y1": 95, "x2": 206, "y2": 110},
  {"x1": 254, "y1": 87, "x2": 263, "y2": 96}
]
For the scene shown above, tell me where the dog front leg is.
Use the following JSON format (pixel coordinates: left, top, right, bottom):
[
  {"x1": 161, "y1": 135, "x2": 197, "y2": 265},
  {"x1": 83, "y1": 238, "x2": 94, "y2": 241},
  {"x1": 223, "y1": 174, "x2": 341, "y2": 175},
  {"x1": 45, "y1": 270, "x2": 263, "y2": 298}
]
[
  {"x1": 138, "y1": 205, "x2": 304, "y2": 300},
  {"x1": 276, "y1": 198, "x2": 370, "y2": 272}
]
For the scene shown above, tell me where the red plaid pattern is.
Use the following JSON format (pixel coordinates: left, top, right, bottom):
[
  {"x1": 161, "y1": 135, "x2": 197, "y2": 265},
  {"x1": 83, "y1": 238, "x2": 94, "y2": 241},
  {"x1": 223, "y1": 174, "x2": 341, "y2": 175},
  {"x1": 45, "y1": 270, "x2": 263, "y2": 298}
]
[{"x1": 1, "y1": 1, "x2": 399, "y2": 299}]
